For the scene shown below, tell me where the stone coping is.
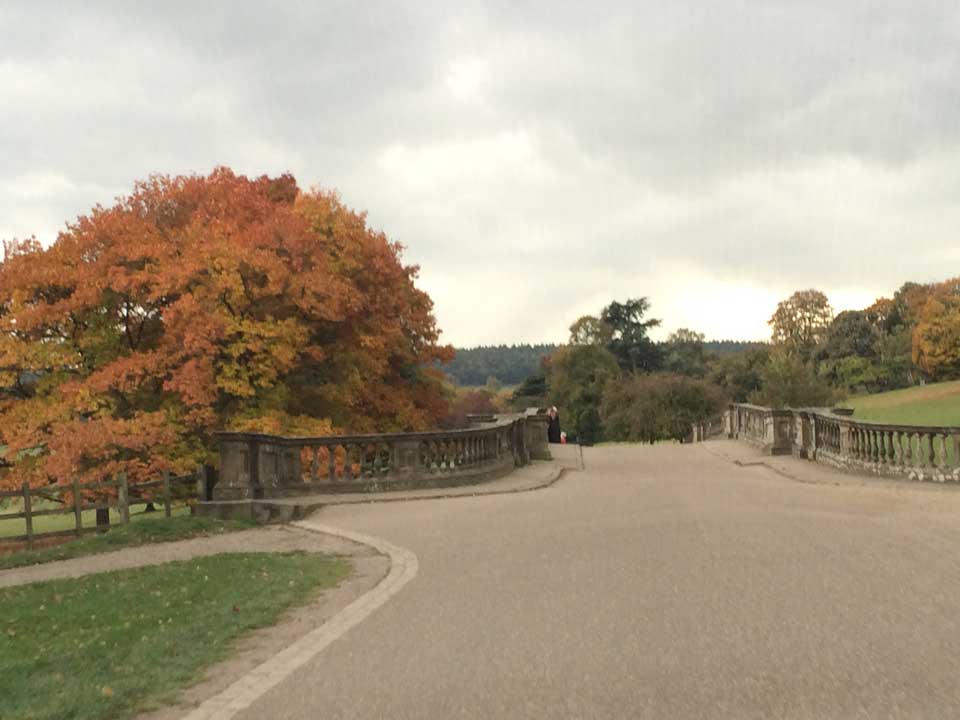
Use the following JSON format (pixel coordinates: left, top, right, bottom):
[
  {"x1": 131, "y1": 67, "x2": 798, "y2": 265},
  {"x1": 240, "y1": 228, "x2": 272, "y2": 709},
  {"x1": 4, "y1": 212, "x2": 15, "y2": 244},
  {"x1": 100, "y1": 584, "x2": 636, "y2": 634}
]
[
  {"x1": 768, "y1": 406, "x2": 960, "y2": 434},
  {"x1": 214, "y1": 414, "x2": 522, "y2": 446}
]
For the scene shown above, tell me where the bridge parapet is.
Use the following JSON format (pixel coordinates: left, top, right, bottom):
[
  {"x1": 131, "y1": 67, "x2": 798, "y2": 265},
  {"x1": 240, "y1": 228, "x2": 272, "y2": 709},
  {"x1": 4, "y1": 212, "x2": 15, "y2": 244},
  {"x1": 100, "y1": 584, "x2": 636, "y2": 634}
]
[
  {"x1": 213, "y1": 410, "x2": 550, "y2": 501},
  {"x1": 727, "y1": 403, "x2": 795, "y2": 455},
  {"x1": 714, "y1": 403, "x2": 960, "y2": 483}
]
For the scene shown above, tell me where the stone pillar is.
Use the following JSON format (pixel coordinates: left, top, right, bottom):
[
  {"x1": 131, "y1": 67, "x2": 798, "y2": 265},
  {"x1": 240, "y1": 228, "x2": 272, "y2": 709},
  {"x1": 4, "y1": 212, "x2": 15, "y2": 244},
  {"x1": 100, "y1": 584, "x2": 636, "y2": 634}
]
[
  {"x1": 793, "y1": 412, "x2": 812, "y2": 460},
  {"x1": 524, "y1": 409, "x2": 551, "y2": 461},
  {"x1": 512, "y1": 419, "x2": 529, "y2": 467},
  {"x1": 253, "y1": 439, "x2": 301, "y2": 498},
  {"x1": 214, "y1": 433, "x2": 256, "y2": 501},
  {"x1": 392, "y1": 438, "x2": 422, "y2": 480},
  {"x1": 764, "y1": 410, "x2": 795, "y2": 455}
]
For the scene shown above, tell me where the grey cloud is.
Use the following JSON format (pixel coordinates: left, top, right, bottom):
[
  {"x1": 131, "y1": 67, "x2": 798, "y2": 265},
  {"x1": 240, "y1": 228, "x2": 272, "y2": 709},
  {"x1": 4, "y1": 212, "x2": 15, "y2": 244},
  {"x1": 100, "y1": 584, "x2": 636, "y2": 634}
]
[{"x1": 3, "y1": 1, "x2": 960, "y2": 344}]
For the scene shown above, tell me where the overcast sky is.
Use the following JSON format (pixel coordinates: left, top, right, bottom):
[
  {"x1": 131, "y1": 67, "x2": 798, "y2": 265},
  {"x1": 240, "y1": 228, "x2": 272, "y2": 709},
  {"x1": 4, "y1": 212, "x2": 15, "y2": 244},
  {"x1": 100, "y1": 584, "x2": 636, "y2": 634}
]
[{"x1": 3, "y1": 2, "x2": 960, "y2": 347}]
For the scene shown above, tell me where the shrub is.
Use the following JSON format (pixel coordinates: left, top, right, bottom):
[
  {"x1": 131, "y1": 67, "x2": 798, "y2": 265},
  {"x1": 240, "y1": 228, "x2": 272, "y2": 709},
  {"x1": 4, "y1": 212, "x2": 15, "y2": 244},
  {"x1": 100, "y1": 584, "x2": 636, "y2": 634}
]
[{"x1": 600, "y1": 373, "x2": 727, "y2": 443}]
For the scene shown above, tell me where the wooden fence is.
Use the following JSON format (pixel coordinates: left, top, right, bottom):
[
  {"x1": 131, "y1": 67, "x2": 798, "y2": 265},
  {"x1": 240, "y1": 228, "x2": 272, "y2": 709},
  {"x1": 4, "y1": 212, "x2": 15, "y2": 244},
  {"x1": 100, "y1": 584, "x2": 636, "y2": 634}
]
[{"x1": 0, "y1": 468, "x2": 209, "y2": 549}]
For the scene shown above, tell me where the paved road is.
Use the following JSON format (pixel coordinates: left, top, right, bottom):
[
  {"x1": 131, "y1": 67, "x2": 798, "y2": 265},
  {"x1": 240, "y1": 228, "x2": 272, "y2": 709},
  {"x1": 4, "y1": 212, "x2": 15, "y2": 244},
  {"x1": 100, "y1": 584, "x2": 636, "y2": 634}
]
[{"x1": 239, "y1": 442, "x2": 960, "y2": 719}]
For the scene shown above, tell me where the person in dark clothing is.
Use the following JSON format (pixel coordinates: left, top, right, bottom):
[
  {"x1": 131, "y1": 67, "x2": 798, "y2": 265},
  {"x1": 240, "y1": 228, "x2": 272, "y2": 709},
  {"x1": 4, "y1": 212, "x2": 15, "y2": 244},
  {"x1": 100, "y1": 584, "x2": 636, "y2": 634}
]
[{"x1": 547, "y1": 406, "x2": 562, "y2": 443}]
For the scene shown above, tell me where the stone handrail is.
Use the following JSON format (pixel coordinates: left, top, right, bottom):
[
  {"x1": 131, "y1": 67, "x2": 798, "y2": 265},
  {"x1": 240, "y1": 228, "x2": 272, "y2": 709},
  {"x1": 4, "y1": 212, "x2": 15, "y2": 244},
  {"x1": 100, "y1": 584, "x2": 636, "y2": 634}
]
[
  {"x1": 723, "y1": 403, "x2": 960, "y2": 483},
  {"x1": 726, "y1": 403, "x2": 796, "y2": 455},
  {"x1": 213, "y1": 409, "x2": 551, "y2": 500}
]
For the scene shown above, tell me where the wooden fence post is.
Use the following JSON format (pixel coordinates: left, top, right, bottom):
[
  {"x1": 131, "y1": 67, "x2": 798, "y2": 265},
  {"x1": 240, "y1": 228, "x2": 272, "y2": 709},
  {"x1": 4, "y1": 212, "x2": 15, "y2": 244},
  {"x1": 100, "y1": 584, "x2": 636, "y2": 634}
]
[
  {"x1": 21, "y1": 482, "x2": 34, "y2": 551},
  {"x1": 118, "y1": 473, "x2": 130, "y2": 525},
  {"x1": 162, "y1": 470, "x2": 172, "y2": 518},
  {"x1": 72, "y1": 477, "x2": 83, "y2": 537}
]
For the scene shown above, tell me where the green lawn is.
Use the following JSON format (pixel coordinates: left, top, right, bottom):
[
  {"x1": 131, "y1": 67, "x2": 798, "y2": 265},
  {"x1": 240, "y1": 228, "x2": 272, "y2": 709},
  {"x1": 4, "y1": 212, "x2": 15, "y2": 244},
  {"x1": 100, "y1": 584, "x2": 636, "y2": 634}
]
[
  {"x1": 0, "y1": 552, "x2": 350, "y2": 720},
  {"x1": 0, "y1": 515, "x2": 256, "y2": 571},
  {"x1": 847, "y1": 380, "x2": 960, "y2": 426}
]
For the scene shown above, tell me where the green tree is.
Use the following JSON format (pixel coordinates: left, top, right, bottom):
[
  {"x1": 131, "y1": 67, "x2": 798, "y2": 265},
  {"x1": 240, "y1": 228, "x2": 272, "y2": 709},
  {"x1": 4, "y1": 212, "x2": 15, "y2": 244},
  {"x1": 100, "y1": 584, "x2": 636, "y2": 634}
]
[
  {"x1": 708, "y1": 346, "x2": 771, "y2": 402},
  {"x1": 873, "y1": 327, "x2": 914, "y2": 389},
  {"x1": 601, "y1": 373, "x2": 726, "y2": 443},
  {"x1": 511, "y1": 374, "x2": 547, "y2": 409},
  {"x1": 600, "y1": 298, "x2": 662, "y2": 372},
  {"x1": 750, "y1": 349, "x2": 838, "y2": 409},
  {"x1": 662, "y1": 328, "x2": 708, "y2": 378},
  {"x1": 546, "y1": 344, "x2": 619, "y2": 442},
  {"x1": 819, "y1": 311, "x2": 879, "y2": 361},
  {"x1": 769, "y1": 289, "x2": 833, "y2": 361},
  {"x1": 816, "y1": 310, "x2": 885, "y2": 393},
  {"x1": 568, "y1": 315, "x2": 613, "y2": 346},
  {"x1": 818, "y1": 356, "x2": 881, "y2": 394}
]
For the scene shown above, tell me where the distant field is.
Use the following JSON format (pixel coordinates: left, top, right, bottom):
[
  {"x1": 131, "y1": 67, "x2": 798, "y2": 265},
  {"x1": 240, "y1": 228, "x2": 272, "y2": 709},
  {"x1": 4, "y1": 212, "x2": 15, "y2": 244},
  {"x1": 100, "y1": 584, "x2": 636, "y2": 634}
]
[{"x1": 848, "y1": 381, "x2": 960, "y2": 426}]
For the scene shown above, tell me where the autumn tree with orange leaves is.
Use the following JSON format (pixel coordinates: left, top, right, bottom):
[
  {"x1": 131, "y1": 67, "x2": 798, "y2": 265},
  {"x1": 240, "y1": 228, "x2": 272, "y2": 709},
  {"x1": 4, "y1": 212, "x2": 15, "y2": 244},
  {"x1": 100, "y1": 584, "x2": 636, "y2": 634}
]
[
  {"x1": 912, "y1": 277, "x2": 960, "y2": 381},
  {"x1": 0, "y1": 168, "x2": 452, "y2": 490}
]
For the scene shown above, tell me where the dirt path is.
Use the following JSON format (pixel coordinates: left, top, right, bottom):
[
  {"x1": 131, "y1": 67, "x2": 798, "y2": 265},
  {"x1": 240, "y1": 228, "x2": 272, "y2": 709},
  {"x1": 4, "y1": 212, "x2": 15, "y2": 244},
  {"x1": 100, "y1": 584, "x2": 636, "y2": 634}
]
[{"x1": 0, "y1": 525, "x2": 373, "y2": 589}]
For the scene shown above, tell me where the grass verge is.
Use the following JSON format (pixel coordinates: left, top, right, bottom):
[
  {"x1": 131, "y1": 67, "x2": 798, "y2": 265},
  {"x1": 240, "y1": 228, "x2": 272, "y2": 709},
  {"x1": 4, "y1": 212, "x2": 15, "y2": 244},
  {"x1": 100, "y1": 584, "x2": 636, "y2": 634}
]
[
  {"x1": 848, "y1": 380, "x2": 960, "y2": 426},
  {"x1": 0, "y1": 551, "x2": 350, "y2": 720},
  {"x1": 0, "y1": 515, "x2": 257, "y2": 571}
]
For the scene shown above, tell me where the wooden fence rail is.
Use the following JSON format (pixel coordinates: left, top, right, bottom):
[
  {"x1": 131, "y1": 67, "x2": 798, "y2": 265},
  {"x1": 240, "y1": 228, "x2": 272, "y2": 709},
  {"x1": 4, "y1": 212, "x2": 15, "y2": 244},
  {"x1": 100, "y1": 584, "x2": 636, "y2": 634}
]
[{"x1": 0, "y1": 467, "x2": 208, "y2": 550}]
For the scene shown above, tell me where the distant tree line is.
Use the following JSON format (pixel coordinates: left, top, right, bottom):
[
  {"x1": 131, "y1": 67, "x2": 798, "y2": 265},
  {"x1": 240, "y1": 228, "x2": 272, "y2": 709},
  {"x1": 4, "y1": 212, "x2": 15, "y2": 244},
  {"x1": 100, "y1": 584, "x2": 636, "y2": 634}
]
[
  {"x1": 703, "y1": 340, "x2": 769, "y2": 355},
  {"x1": 504, "y1": 276, "x2": 960, "y2": 445},
  {"x1": 447, "y1": 341, "x2": 764, "y2": 388},
  {"x1": 444, "y1": 344, "x2": 558, "y2": 386}
]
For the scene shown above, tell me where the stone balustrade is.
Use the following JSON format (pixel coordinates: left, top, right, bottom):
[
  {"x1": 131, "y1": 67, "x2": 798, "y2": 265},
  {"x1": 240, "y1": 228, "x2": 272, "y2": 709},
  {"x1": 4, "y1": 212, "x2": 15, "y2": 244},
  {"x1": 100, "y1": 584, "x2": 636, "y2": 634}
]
[
  {"x1": 213, "y1": 409, "x2": 551, "y2": 501},
  {"x1": 718, "y1": 403, "x2": 960, "y2": 483},
  {"x1": 727, "y1": 403, "x2": 795, "y2": 455}
]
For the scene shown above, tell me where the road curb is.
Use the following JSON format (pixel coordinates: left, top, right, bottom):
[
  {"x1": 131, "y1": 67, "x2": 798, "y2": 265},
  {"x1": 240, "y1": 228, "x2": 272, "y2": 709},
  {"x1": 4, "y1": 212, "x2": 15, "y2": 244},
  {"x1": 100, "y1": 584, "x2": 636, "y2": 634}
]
[
  {"x1": 302, "y1": 460, "x2": 573, "y2": 513},
  {"x1": 179, "y1": 522, "x2": 419, "y2": 720}
]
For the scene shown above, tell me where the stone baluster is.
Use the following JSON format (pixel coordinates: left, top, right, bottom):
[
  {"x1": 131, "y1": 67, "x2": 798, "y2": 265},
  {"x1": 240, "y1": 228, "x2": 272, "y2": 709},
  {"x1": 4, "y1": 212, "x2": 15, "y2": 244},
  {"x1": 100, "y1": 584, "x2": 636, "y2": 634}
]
[
  {"x1": 938, "y1": 433, "x2": 948, "y2": 469},
  {"x1": 359, "y1": 444, "x2": 369, "y2": 477}
]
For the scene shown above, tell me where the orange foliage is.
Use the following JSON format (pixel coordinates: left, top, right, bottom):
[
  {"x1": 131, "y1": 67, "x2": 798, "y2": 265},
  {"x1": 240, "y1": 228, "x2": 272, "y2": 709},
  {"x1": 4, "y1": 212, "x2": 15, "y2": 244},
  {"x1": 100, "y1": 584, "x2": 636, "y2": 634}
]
[
  {"x1": 912, "y1": 277, "x2": 960, "y2": 380},
  {"x1": 0, "y1": 168, "x2": 452, "y2": 488}
]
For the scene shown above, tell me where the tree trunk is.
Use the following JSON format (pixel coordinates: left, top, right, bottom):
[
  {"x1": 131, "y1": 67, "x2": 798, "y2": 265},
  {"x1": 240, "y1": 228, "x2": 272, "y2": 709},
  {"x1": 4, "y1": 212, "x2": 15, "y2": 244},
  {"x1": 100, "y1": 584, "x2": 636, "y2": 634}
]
[{"x1": 96, "y1": 507, "x2": 110, "y2": 533}]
